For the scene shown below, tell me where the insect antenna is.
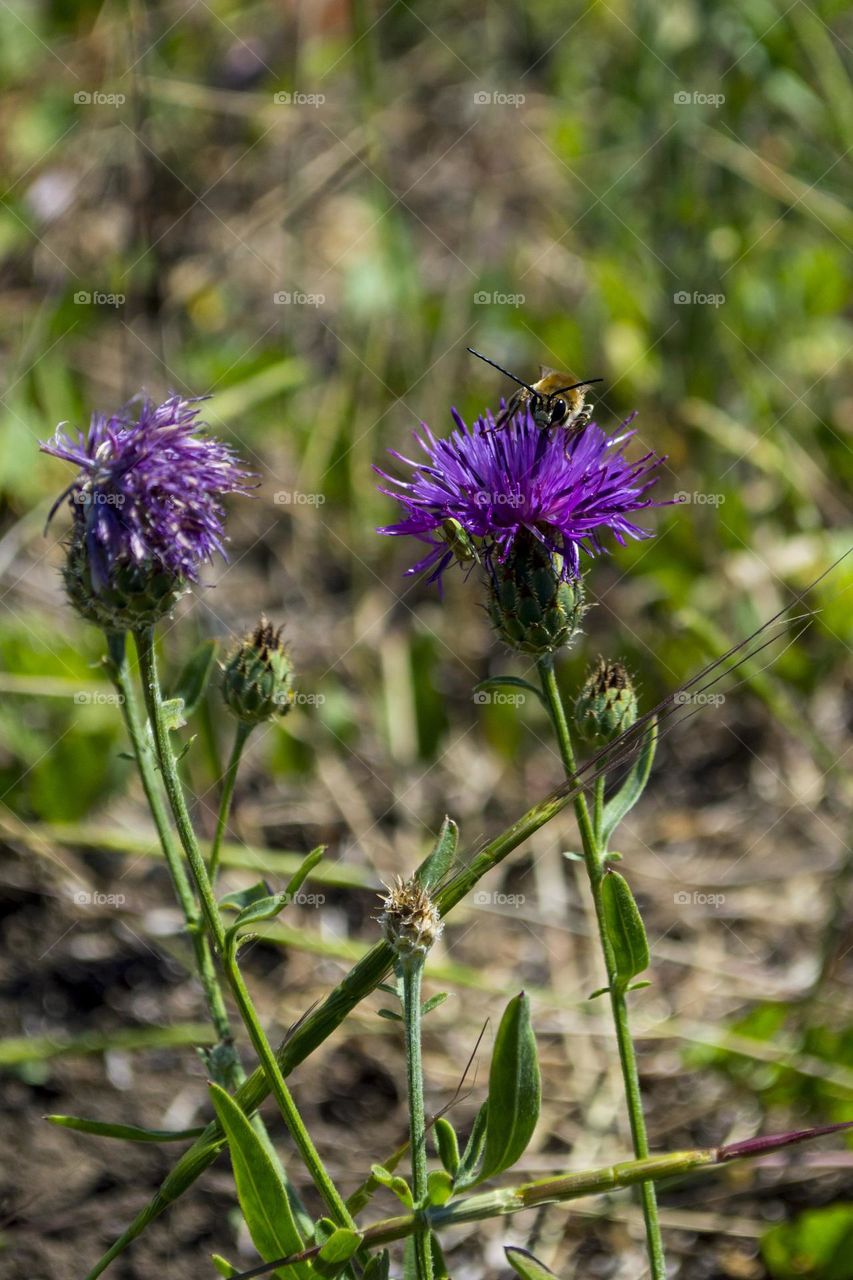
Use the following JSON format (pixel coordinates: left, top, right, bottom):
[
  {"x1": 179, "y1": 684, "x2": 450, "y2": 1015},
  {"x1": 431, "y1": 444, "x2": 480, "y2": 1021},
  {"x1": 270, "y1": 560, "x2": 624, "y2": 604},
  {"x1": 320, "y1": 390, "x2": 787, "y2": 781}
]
[
  {"x1": 466, "y1": 347, "x2": 540, "y2": 397},
  {"x1": 551, "y1": 378, "x2": 604, "y2": 395}
]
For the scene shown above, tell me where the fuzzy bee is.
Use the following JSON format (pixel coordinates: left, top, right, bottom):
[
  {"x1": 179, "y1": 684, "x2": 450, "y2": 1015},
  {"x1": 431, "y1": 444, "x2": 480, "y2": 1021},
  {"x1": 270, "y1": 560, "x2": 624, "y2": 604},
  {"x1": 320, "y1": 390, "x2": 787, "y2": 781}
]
[{"x1": 467, "y1": 347, "x2": 603, "y2": 438}]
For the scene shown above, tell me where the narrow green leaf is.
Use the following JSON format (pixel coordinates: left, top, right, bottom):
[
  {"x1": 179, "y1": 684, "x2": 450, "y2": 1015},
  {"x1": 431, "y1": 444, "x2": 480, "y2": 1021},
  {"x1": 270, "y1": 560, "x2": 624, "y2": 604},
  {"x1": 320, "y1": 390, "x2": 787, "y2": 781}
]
[
  {"x1": 161, "y1": 697, "x2": 187, "y2": 731},
  {"x1": 403, "y1": 1237, "x2": 418, "y2": 1280},
  {"x1": 283, "y1": 845, "x2": 326, "y2": 901},
  {"x1": 376, "y1": 1008, "x2": 403, "y2": 1022},
  {"x1": 431, "y1": 1232, "x2": 450, "y2": 1280},
  {"x1": 473, "y1": 676, "x2": 548, "y2": 710},
  {"x1": 231, "y1": 893, "x2": 291, "y2": 931},
  {"x1": 504, "y1": 1245, "x2": 560, "y2": 1279},
  {"x1": 421, "y1": 992, "x2": 448, "y2": 1016},
  {"x1": 208, "y1": 1082, "x2": 310, "y2": 1280},
  {"x1": 173, "y1": 735, "x2": 195, "y2": 763},
  {"x1": 170, "y1": 639, "x2": 218, "y2": 717},
  {"x1": 377, "y1": 982, "x2": 400, "y2": 998},
  {"x1": 219, "y1": 881, "x2": 272, "y2": 913},
  {"x1": 478, "y1": 993, "x2": 541, "y2": 1183},
  {"x1": 415, "y1": 815, "x2": 458, "y2": 890},
  {"x1": 46, "y1": 1115, "x2": 203, "y2": 1143},
  {"x1": 600, "y1": 717, "x2": 657, "y2": 847},
  {"x1": 370, "y1": 1164, "x2": 413, "y2": 1207},
  {"x1": 318, "y1": 1228, "x2": 363, "y2": 1263},
  {"x1": 362, "y1": 1251, "x2": 391, "y2": 1280},
  {"x1": 211, "y1": 1253, "x2": 239, "y2": 1278},
  {"x1": 601, "y1": 870, "x2": 650, "y2": 991},
  {"x1": 587, "y1": 986, "x2": 610, "y2": 1000},
  {"x1": 434, "y1": 1116, "x2": 460, "y2": 1176},
  {"x1": 454, "y1": 1101, "x2": 489, "y2": 1188},
  {"x1": 427, "y1": 1169, "x2": 454, "y2": 1206}
]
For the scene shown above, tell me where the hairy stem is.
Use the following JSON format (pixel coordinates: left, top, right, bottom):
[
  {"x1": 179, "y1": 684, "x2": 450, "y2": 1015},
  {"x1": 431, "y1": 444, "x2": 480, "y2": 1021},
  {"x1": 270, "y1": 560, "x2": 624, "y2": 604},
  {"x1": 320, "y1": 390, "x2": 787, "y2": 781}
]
[
  {"x1": 83, "y1": 766, "x2": 591, "y2": 1279},
  {"x1": 401, "y1": 959, "x2": 433, "y2": 1280},
  {"x1": 105, "y1": 631, "x2": 236, "y2": 1081},
  {"x1": 134, "y1": 627, "x2": 353, "y2": 1230},
  {"x1": 209, "y1": 720, "x2": 252, "y2": 885},
  {"x1": 537, "y1": 655, "x2": 666, "y2": 1280},
  {"x1": 107, "y1": 631, "x2": 306, "y2": 1223}
]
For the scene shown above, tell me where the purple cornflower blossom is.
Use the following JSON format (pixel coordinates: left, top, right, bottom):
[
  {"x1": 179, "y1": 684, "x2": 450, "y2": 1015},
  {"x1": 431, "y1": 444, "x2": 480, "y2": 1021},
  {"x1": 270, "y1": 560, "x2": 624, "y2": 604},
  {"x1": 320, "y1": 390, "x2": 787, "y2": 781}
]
[
  {"x1": 376, "y1": 406, "x2": 666, "y2": 587},
  {"x1": 41, "y1": 394, "x2": 255, "y2": 591}
]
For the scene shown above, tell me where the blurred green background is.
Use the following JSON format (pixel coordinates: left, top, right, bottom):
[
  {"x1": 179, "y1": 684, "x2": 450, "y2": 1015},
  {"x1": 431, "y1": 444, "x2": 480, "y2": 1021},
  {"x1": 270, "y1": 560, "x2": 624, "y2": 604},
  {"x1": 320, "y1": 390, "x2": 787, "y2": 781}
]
[{"x1": 0, "y1": 1, "x2": 851, "y2": 1277}]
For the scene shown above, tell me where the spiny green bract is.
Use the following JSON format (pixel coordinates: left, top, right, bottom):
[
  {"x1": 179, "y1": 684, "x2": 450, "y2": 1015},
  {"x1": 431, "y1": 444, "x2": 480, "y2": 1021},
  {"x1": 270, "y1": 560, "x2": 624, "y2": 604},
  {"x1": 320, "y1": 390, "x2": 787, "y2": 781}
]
[
  {"x1": 222, "y1": 616, "x2": 294, "y2": 725},
  {"x1": 63, "y1": 528, "x2": 185, "y2": 632},
  {"x1": 487, "y1": 534, "x2": 586, "y2": 656},
  {"x1": 575, "y1": 657, "x2": 638, "y2": 743}
]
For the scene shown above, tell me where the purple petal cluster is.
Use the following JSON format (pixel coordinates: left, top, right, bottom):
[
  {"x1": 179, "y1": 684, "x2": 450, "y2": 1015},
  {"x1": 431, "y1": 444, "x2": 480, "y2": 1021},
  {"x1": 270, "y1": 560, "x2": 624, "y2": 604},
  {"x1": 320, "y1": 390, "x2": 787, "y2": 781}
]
[
  {"x1": 41, "y1": 394, "x2": 254, "y2": 589},
  {"x1": 377, "y1": 407, "x2": 666, "y2": 585}
]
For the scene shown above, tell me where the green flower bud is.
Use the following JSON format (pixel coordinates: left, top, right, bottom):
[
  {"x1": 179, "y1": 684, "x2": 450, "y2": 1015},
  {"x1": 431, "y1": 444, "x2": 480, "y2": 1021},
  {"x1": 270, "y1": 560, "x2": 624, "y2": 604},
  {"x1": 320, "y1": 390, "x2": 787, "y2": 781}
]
[
  {"x1": 379, "y1": 876, "x2": 443, "y2": 961},
  {"x1": 222, "y1": 616, "x2": 294, "y2": 725},
  {"x1": 487, "y1": 533, "x2": 585, "y2": 656},
  {"x1": 63, "y1": 526, "x2": 185, "y2": 632},
  {"x1": 575, "y1": 658, "x2": 638, "y2": 744}
]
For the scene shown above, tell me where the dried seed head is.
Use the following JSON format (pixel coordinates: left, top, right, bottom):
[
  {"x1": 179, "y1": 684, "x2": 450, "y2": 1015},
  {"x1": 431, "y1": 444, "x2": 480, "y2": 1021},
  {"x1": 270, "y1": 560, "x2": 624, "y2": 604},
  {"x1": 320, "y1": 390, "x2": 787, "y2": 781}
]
[
  {"x1": 575, "y1": 657, "x2": 638, "y2": 743},
  {"x1": 378, "y1": 876, "x2": 443, "y2": 961},
  {"x1": 222, "y1": 615, "x2": 294, "y2": 725}
]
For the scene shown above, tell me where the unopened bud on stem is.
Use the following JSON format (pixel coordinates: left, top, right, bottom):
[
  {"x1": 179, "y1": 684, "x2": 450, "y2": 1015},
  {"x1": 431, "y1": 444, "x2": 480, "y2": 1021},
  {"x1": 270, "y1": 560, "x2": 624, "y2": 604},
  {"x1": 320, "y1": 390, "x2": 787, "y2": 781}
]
[
  {"x1": 222, "y1": 616, "x2": 294, "y2": 725},
  {"x1": 575, "y1": 658, "x2": 638, "y2": 744}
]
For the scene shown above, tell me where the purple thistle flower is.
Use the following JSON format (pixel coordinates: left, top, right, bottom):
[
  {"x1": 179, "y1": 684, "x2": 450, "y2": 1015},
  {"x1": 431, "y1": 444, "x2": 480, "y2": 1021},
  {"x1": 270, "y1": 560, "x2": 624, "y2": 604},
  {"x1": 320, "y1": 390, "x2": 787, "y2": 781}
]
[
  {"x1": 41, "y1": 394, "x2": 255, "y2": 591},
  {"x1": 376, "y1": 407, "x2": 667, "y2": 587}
]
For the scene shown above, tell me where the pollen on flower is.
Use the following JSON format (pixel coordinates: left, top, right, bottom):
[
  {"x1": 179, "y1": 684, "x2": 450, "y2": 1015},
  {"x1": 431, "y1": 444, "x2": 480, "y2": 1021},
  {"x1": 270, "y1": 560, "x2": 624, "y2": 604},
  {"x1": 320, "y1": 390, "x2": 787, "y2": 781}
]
[{"x1": 378, "y1": 876, "x2": 443, "y2": 959}]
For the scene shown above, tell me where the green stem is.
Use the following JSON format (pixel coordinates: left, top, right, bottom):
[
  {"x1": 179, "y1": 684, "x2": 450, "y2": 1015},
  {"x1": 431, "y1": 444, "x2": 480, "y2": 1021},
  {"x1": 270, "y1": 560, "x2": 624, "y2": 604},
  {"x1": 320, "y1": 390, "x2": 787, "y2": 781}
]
[
  {"x1": 209, "y1": 720, "x2": 252, "y2": 885},
  {"x1": 401, "y1": 958, "x2": 433, "y2": 1280},
  {"x1": 107, "y1": 633, "x2": 304, "y2": 1220},
  {"x1": 83, "y1": 769, "x2": 597, "y2": 1278},
  {"x1": 594, "y1": 774, "x2": 605, "y2": 847},
  {"x1": 537, "y1": 656, "x2": 667, "y2": 1280},
  {"x1": 105, "y1": 632, "x2": 237, "y2": 1084},
  {"x1": 226, "y1": 1146, "x2": 725, "y2": 1277},
  {"x1": 134, "y1": 627, "x2": 353, "y2": 1230}
]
